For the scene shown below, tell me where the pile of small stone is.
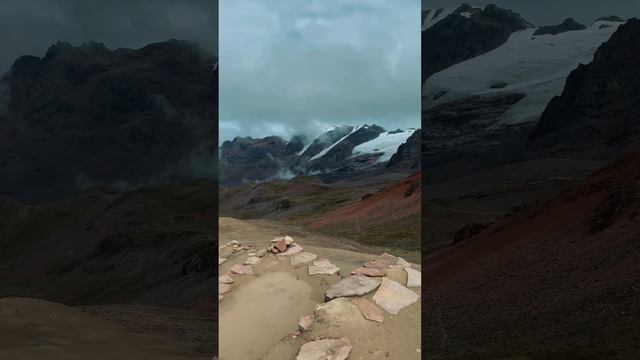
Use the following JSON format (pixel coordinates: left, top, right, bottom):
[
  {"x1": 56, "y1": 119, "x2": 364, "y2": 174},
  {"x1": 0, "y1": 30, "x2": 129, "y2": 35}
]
[{"x1": 266, "y1": 235, "x2": 303, "y2": 256}]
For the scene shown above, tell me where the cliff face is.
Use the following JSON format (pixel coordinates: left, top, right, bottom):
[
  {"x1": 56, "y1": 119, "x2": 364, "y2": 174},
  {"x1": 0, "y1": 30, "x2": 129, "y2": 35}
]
[
  {"x1": 0, "y1": 40, "x2": 218, "y2": 201},
  {"x1": 530, "y1": 18, "x2": 640, "y2": 159},
  {"x1": 422, "y1": 4, "x2": 532, "y2": 81}
]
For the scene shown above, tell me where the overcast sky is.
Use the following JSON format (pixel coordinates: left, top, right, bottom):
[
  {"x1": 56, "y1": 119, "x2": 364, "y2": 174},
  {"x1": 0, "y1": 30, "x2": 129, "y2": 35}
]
[
  {"x1": 423, "y1": 0, "x2": 640, "y2": 26},
  {"x1": 220, "y1": 0, "x2": 421, "y2": 143},
  {"x1": 0, "y1": 0, "x2": 217, "y2": 73}
]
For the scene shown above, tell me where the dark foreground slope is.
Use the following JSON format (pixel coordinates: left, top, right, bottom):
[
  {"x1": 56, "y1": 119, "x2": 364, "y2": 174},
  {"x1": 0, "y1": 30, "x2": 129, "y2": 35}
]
[
  {"x1": 424, "y1": 149, "x2": 640, "y2": 359},
  {"x1": 0, "y1": 181, "x2": 217, "y2": 355}
]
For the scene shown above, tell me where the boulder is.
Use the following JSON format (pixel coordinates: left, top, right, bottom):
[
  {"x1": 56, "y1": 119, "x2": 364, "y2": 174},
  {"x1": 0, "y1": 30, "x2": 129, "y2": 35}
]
[
  {"x1": 296, "y1": 337, "x2": 352, "y2": 360},
  {"x1": 352, "y1": 298, "x2": 384, "y2": 323},
  {"x1": 308, "y1": 258, "x2": 340, "y2": 276},
  {"x1": 372, "y1": 277, "x2": 419, "y2": 315},
  {"x1": 325, "y1": 275, "x2": 381, "y2": 300},
  {"x1": 290, "y1": 252, "x2": 317, "y2": 266}
]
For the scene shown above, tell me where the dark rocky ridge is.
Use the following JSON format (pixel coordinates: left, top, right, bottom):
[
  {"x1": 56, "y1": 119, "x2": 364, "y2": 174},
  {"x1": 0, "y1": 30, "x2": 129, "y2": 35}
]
[
  {"x1": 219, "y1": 125, "x2": 419, "y2": 186},
  {"x1": 533, "y1": 18, "x2": 586, "y2": 36},
  {"x1": 387, "y1": 129, "x2": 421, "y2": 171},
  {"x1": 529, "y1": 18, "x2": 640, "y2": 160},
  {"x1": 0, "y1": 40, "x2": 217, "y2": 202},
  {"x1": 305, "y1": 125, "x2": 385, "y2": 172},
  {"x1": 219, "y1": 136, "x2": 291, "y2": 185},
  {"x1": 422, "y1": 4, "x2": 533, "y2": 81}
]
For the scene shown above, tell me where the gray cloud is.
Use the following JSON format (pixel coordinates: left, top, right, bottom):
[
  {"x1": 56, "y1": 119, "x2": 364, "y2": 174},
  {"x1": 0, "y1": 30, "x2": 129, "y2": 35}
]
[
  {"x1": 220, "y1": 0, "x2": 421, "y2": 143},
  {"x1": 423, "y1": 0, "x2": 640, "y2": 27},
  {"x1": 0, "y1": 0, "x2": 217, "y2": 74}
]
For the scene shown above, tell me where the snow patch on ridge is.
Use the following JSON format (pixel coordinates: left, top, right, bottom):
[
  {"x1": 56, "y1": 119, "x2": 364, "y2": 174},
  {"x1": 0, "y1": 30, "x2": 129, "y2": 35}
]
[
  {"x1": 423, "y1": 21, "x2": 622, "y2": 125},
  {"x1": 351, "y1": 129, "x2": 417, "y2": 163},
  {"x1": 309, "y1": 125, "x2": 360, "y2": 161}
]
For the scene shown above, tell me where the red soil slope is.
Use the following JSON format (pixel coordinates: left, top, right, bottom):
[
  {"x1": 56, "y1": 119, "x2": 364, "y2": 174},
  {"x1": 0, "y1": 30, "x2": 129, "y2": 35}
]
[
  {"x1": 424, "y1": 151, "x2": 640, "y2": 359},
  {"x1": 309, "y1": 172, "x2": 420, "y2": 247}
]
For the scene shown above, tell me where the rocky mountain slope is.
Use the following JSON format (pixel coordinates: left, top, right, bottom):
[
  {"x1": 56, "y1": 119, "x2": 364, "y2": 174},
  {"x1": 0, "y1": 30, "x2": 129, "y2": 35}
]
[
  {"x1": 530, "y1": 18, "x2": 640, "y2": 159},
  {"x1": 423, "y1": 9, "x2": 630, "y2": 184},
  {"x1": 0, "y1": 40, "x2": 218, "y2": 202},
  {"x1": 422, "y1": 4, "x2": 533, "y2": 81},
  {"x1": 219, "y1": 125, "x2": 419, "y2": 186},
  {"x1": 424, "y1": 148, "x2": 640, "y2": 358},
  {"x1": 309, "y1": 172, "x2": 421, "y2": 250}
]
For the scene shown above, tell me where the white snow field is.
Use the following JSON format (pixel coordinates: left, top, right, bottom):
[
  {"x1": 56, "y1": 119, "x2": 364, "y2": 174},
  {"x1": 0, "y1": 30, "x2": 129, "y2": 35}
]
[
  {"x1": 423, "y1": 20, "x2": 623, "y2": 124},
  {"x1": 350, "y1": 129, "x2": 417, "y2": 163}
]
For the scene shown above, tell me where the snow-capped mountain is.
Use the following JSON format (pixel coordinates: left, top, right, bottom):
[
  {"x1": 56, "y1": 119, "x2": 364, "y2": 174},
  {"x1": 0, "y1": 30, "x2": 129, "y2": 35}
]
[
  {"x1": 421, "y1": 2, "x2": 633, "y2": 183},
  {"x1": 219, "y1": 125, "x2": 419, "y2": 186},
  {"x1": 422, "y1": 4, "x2": 533, "y2": 81},
  {"x1": 424, "y1": 18, "x2": 624, "y2": 125}
]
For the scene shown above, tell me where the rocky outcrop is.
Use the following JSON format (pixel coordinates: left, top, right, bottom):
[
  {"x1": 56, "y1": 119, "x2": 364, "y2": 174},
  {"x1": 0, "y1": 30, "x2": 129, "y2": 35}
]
[
  {"x1": 305, "y1": 125, "x2": 385, "y2": 172},
  {"x1": 529, "y1": 18, "x2": 640, "y2": 160},
  {"x1": 422, "y1": 4, "x2": 533, "y2": 80},
  {"x1": 0, "y1": 40, "x2": 217, "y2": 202},
  {"x1": 386, "y1": 129, "x2": 420, "y2": 171},
  {"x1": 219, "y1": 136, "x2": 290, "y2": 185},
  {"x1": 533, "y1": 18, "x2": 586, "y2": 36}
]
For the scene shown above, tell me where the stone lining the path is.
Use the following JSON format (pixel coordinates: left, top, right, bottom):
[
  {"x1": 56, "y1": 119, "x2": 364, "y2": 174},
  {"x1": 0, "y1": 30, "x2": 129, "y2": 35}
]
[
  {"x1": 325, "y1": 275, "x2": 381, "y2": 300},
  {"x1": 372, "y1": 277, "x2": 419, "y2": 315},
  {"x1": 308, "y1": 258, "x2": 340, "y2": 276}
]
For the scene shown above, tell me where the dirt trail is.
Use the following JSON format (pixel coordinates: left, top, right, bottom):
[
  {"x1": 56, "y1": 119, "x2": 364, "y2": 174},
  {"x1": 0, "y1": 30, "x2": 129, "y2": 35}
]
[{"x1": 218, "y1": 217, "x2": 421, "y2": 360}]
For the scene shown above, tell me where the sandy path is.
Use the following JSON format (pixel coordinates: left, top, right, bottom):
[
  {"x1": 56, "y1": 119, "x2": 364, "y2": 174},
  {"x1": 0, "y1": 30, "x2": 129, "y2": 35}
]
[{"x1": 218, "y1": 217, "x2": 421, "y2": 360}]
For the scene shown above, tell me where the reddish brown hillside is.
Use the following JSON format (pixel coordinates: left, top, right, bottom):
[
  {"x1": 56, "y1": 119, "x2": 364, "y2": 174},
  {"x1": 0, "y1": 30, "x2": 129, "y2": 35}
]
[
  {"x1": 424, "y1": 151, "x2": 640, "y2": 359},
  {"x1": 309, "y1": 172, "x2": 421, "y2": 249}
]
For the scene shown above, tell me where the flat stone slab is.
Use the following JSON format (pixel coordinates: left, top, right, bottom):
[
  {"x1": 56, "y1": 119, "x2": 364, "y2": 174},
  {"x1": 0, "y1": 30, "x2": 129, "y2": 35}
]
[
  {"x1": 363, "y1": 258, "x2": 393, "y2": 269},
  {"x1": 308, "y1": 258, "x2": 340, "y2": 276},
  {"x1": 219, "y1": 258, "x2": 227, "y2": 265},
  {"x1": 325, "y1": 275, "x2": 381, "y2": 300},
  {"x1": 219, "y1": 283, "x2": 232, "y2": 295},
  {"x1": 395, "y1": 257, "x2": 411, "y2": 268},
  {"x1": 219, "y1": 275, "x2": 234, "y2": 284},
  {"x1": 290, "y1": 252, "x2": 317, "y2": 266},
  {"x1": 277, "y1": 243, "x2": 304, "y2": 256},
  {"x1": 256, "y1": 249, "x2": 267, "y2": 257},
  {"x1": 244, "y1": 256, "x2": 262, "y2": 265},
  {"x1": 372, "y1": 277, "x2": 419, "y2": 315},
  {"x1": 351, "y1": 266, "x2": 386, "y2": 277},
  {"x1": 352, "y1": 298, "x2": 384, "y2": 323},
  {"x1": 405, "y1": 267, "x2": 421, "y2": 288},
  {"x1": 230, "y1": 264, "x2": 254, "y2": 275},
  {"x1": 296, "y1": 337, "x2": 352, "y2": 360},
  {"x1": 298, "y1": 314, "x2": 314, "y2": 332}
]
